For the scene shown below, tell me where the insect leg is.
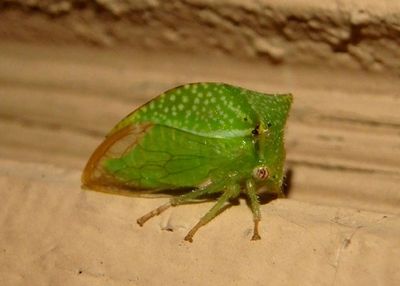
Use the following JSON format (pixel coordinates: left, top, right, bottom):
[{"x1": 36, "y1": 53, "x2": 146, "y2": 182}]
[
  {"x1": 184, "y1": 184, "x2": 240, "y2": 242},
  {"x1": 137, "y1": 184, "x2": 221, "y2": 226},
  {"x1": 170, "y1": 183, "x2": 222, "y2": 206},
  {"x1": 246, "y1": 179, "x2": 261, "y2": 240}
]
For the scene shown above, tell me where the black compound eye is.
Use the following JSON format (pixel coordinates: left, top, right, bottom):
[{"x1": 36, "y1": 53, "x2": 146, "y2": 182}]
[{"x1": 252, "y1": 124, "x2": 260, "y2": 136}]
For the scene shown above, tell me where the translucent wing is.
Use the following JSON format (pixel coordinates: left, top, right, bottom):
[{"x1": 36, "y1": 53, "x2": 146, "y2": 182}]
[
  {"x1": 82, "y1": 123, "x2": 152, "y2": 194},
  {"x1": 82, "y1": 122, "x2": 251, "y2": 194}
]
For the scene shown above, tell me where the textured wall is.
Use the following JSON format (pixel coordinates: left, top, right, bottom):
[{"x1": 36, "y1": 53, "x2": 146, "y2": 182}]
[{"x1": 1, "y1": 0, "x2": 400, "y2": 74}]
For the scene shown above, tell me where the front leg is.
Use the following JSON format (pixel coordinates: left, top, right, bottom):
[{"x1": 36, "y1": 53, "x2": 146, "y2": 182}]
[
  {"x1": 184, "y1": 183, "x2": 241, "y2": 242},
  {"x1": 246, "y1": 179, "x2": 261, "y2": 240}
]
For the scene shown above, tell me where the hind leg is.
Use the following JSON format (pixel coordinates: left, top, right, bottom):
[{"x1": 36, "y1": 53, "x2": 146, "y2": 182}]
[{"x1": 137, "y1": 182, "x2": 222, "y2": 226}]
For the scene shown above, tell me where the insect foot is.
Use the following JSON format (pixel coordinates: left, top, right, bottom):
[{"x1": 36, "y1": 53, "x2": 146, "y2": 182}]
[{"x1": 136, "y1": 203, "x2": 171, "y2": 226}]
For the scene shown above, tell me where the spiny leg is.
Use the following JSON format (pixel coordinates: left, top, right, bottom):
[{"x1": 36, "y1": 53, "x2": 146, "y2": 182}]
[
  {"x1": 246, "y1": 179, "x2": 261, "y2": 240},
  {"x1": 137, "y1": 184, "x2": 221, "y2": 226},
  {"x1": 184, "y1": 184, "x2": 241, "y2": 242}
]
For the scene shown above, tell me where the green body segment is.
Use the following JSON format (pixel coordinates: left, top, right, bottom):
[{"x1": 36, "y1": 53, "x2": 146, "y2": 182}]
[
  {"x1": 113, "y1": 83, "x2": 289, "y2": 139},
  {"x1": 112, "y1": 84, "x2": 257, "y2": 138},
  {"x1": 104, "y1": 83, "x2": 291, "y2": 192}
]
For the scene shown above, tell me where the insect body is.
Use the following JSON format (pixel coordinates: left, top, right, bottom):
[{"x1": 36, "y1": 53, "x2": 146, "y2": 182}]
[{"x1": 82, "y1": 83, "x2": 292, "y2": 242}]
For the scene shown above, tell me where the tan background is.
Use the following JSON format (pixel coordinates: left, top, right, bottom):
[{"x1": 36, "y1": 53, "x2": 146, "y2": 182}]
[{"x1": 1, "y1": 1, "x2": 399, "y2": 285}]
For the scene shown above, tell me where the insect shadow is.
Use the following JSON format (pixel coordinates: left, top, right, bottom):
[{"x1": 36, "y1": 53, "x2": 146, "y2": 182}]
[{"x1": 282, "y1": 168, "x2": 294, "y2": 197}]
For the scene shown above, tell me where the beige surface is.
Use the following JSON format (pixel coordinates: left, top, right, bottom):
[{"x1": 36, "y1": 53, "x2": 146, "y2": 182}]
[
  {"x1": 0, "y1": 42, "x2": 399, "y2": 286},
  {"x1": 1, "y1": 159, "x2": 400, "y2": 286},
  {"x1": 0, "y1": 160, "x2": 400, "y2": 285}
]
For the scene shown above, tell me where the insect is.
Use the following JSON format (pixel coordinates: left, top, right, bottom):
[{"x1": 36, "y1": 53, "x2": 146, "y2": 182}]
[{"x1": 82, "y1": 82, "x2": 292, "y2": 242}]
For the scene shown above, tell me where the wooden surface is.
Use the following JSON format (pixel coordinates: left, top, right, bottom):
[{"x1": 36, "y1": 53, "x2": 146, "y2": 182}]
[
  {"x1": 2, "y1": 0, "x2": 400, "y2": 75},
  {"x1": 1, "y1": 42, "x2": 400, "y2": 285}
]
